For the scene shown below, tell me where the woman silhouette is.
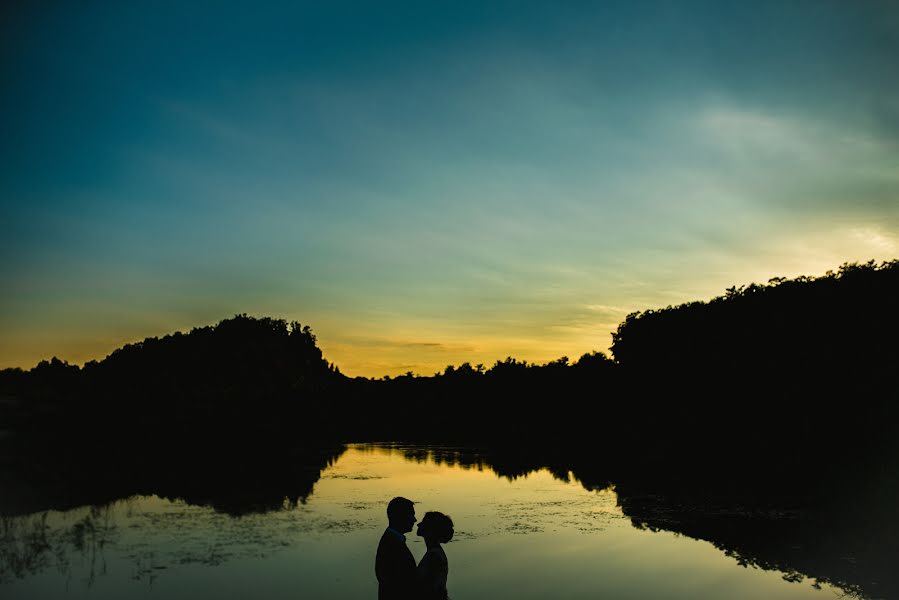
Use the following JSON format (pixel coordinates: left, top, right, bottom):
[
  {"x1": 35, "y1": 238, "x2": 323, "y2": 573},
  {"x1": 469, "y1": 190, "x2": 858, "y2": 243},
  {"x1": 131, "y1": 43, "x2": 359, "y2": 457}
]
[{"x1": 416, "y1": 511, "x2": 454, "y2": 600}]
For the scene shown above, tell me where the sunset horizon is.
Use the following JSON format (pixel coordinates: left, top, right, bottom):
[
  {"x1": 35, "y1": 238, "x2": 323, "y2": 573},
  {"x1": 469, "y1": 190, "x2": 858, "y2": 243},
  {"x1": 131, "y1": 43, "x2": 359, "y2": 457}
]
[
  {"x1": 3, "y1": 257, "x2": 895, "y2": 378},
  {"x1": 4, "y1": 2, "x2": 898, "y2": 377}
]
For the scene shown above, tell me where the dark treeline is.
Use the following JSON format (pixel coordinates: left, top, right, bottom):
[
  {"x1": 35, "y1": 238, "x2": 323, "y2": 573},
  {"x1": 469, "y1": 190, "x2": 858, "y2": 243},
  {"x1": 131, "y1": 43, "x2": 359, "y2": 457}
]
[
  {"x1": 1, "y1": 259, "x2": 897, "y2": 508},
  {"x1": 345, "y1": 260, "x2": 899, "y2": 500},
  {"x1": 1, "y1": 259, "x2": 898, "y2": 596},
  {"x1": 0, "y1": 317, "x2": 346, "y2": 515},
  {"x1": 611, "y1": 259, "x2": 899, "y2": 488},
  {"x1": 1, "y1": 315, "x2": 342, "y2": 443}
]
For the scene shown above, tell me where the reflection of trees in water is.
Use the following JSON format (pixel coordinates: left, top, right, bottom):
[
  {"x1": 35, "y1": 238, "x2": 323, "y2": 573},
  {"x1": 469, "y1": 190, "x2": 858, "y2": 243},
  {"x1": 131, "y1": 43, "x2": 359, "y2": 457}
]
[
  {"x1": 152, "y1": 443, "x2": 348, "y2": 516},
  {"x1": 0, "y1": 513, "x2": 54, "y2": 582},
  {"x1": 69, "y1": 506, "x2": 114, "y2": 587},
  {"x1": 366, "y1": 443, "x2": 585, "y2": 484},
  {"x1": 614, "y1": 493, "x2": 878, "y2": 600},
  {"x1": 1, "y1": 505, "x2": 114, "y2": 587},
  {"x1": 365, "y1": 444, "x2": 894, "y2": 600},
  {"x1": 2, "y1": 445, "x2": 895, "y2": 599},
  {"x1": 0, "y1": 493, "x2": 378, "y2": 588},
  {"x1": 362, "y1": 444, "x2": 496, "y2": 473},
  {"x1": 1, "y1": 444, "x2": 348, "y2": 518}
]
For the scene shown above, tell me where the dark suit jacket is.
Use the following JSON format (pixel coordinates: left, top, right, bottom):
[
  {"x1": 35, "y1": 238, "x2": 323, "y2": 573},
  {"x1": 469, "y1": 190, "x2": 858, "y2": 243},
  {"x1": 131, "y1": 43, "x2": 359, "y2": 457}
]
[{"x1": 375, "y1": 528, "x2": 418, "y2": 600}]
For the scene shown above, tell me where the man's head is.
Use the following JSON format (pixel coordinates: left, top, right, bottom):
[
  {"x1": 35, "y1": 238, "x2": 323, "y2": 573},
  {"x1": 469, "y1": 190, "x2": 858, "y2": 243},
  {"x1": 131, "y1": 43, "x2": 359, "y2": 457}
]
[{"x1": 386, "y1": 496, "x2": 416, "y2": 533}]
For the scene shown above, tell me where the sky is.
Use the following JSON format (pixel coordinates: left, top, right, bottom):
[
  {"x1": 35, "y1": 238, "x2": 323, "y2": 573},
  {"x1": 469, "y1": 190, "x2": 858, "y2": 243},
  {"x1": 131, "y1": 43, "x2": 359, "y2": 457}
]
[{"x1": 2, "y1": 1, "x2": 898, "y2": 376}]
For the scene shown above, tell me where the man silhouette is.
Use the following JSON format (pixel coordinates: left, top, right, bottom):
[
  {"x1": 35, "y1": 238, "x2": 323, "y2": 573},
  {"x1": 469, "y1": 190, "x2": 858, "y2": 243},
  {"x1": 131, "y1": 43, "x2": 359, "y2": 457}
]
[{"x1": 375, "y1": 496, "x2": 418, "y2": 600}]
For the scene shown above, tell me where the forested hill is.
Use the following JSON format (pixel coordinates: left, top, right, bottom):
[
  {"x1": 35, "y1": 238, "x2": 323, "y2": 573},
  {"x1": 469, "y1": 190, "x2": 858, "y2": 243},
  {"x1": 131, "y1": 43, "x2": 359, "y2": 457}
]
[
  {"x1": 611, "y1": 259, "x2": 899, "y2": 394},
  {"x1": 1, "y1": 315, "x2": 340, "y2": 396},
  {"x1": 1, "y1": 260, "x2": 897, "y2": 513},
  {"x1": 1, "y1": 260, "x2": 897, "y2": 447},
  {"x1": 594, "y1": 259, "x2": 899, "y2": 497},
  {"x1": 0, "y1": 315, "x2": 345, "y2": 452},
  {"x1": 2, "y1": 260, "x2": 897, "y2": 433},
  {"x1": 94, "y1": 314, "x2": 340, "y2": 398}
]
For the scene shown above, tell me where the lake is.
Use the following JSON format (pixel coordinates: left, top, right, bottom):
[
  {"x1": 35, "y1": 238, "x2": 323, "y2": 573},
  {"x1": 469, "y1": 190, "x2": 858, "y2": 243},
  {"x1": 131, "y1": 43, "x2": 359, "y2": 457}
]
[{"x1": 0, "y1": 444, "x2": 860, "y2": 599}]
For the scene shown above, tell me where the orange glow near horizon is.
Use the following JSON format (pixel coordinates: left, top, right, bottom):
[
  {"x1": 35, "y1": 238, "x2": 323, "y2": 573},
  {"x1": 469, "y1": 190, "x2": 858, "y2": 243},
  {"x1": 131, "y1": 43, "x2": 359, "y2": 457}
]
[{"x1": 3, "y1": 251, "x2": 896, "y2": 378}]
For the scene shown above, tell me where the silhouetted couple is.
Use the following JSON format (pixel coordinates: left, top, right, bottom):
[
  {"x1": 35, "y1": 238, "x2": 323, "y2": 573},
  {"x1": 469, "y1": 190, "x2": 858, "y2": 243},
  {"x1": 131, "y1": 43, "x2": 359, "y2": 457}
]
[{"x1": 375, "y1": 496, "x2": 454, "y2": 600}]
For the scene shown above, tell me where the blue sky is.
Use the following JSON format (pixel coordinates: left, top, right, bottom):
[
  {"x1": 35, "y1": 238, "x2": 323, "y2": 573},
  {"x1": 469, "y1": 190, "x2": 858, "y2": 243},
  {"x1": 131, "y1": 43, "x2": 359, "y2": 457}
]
[{"x1": 2, "y1": 1, "x2": 898, "y2": 375}]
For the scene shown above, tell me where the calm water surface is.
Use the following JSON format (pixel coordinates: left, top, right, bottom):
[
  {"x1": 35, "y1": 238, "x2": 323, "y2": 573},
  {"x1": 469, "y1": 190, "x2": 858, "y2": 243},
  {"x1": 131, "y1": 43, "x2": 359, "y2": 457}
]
[{"x1": 2, "y1": 444, "x2": 849, "y2": 599}]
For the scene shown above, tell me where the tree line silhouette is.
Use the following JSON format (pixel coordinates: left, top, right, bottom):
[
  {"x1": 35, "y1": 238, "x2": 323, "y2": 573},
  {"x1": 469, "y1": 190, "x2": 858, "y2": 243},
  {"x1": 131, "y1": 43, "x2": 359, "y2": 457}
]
[
  {"x1": 1, "y1": 259, "x2": 897, "y2": 597},
  {"x1": 0, "y1": 317, "x2": 345, "y2": 516},
  {"x1": 1, "y1": 259, "x2": 897, "y2": 511}
]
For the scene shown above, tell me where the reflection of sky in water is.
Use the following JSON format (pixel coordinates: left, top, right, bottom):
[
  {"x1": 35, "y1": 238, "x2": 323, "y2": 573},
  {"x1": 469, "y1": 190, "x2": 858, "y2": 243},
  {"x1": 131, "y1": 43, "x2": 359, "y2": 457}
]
[{"x1": 1, "y1": 445, "x2": 848, "y2": 599}]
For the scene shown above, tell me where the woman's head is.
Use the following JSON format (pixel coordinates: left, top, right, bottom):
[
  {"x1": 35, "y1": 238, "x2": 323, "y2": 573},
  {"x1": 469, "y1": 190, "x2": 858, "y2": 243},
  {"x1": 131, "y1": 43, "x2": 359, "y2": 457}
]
[{"x1": 416, "y1": 511, "x2": 454, "y2": 544}]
